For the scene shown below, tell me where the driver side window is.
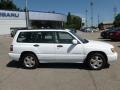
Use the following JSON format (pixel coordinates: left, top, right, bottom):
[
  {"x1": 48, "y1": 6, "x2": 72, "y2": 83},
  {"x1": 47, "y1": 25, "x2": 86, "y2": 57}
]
[{"x1": 57, "y1": 32, "x2": 74, "y2": 44}]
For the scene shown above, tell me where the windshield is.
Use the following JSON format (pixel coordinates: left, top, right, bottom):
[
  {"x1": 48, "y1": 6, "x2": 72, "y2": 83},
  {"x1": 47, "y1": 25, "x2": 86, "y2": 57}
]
[{"x1": 70, "y1": 31, "x2": 89, "y2": 43}]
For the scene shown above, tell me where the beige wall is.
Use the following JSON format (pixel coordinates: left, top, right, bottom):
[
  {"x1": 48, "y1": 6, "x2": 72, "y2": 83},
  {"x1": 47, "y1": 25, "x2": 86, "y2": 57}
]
[{"x1": 0, "y1": 20, "x2": 26, "y2": 35}]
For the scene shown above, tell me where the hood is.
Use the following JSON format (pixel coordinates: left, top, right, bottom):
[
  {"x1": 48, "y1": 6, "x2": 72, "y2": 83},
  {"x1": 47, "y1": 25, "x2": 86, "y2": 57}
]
[{"x1": 85, "y1": 40, "x2": 114, "y2": 49}]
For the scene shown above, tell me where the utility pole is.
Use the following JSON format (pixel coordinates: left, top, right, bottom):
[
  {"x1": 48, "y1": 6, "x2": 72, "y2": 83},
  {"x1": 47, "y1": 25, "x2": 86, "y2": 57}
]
[
  {"x1": 85, "y1": 9, "x2": 88, "y2": 28},
  {"x1": 25, "y1": 0, "x2": 29, "y2": 29},
  {"x1": 113, "y1": 6, "x2": 117, "y2": 19},
  {"x1": 98, "y1": 14, "x2": 100, "y2": 27},
  {"x1": 90, "y1": 1, "x2": 93, "y2": 28}
]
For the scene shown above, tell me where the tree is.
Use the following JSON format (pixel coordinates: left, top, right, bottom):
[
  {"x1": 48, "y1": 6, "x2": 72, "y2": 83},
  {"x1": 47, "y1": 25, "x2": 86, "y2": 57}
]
[
  {"x1": 67, "y1": 12, "x2": 72, "y2": 25},
  {"x1": 65, "y1": 12, "x2": 82, "y2": 30},
  {"x1": 114, "y1": 13, "x2": 120, "y2": 27},
  {"x1": 98, "y1": 22, "x2": 104, "y2": 30},
  {"x1": 72, "y1": 15, "x2": 82, "y2": 29},
  {"x1": 0, "y1": 0, "x2": 19, "y2": 10}
]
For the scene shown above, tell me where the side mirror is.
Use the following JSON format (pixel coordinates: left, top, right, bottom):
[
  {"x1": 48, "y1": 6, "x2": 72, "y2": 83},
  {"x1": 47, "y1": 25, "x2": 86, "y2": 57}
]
[{"x1": 72, "y1": 39, "x2": 78, "y2": 45}]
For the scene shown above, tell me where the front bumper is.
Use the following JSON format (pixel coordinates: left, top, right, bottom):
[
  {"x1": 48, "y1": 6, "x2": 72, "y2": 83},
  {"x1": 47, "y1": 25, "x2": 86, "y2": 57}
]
[
  {"x1": 107, "y1": 52, "x2": 118, "y2": 64},
  {"x1": 8, "y1": 53, "x2": 20, "y2": 61}
]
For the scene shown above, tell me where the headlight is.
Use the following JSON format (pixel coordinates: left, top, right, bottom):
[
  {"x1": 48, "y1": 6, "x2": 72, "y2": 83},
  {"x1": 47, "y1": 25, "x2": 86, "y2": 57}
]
[{"x1": 111, "y1": 48, "x2": 116, "y2": 53}]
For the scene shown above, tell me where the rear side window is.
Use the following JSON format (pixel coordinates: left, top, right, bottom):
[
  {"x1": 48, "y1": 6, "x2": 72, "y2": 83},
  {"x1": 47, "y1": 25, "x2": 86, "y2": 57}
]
[
  {"x1": 17, "y1": 32, "x2": 37, "y2": 43},
  {"x1": 17, "y1": 31, "x2": 55, "y2": 43}
]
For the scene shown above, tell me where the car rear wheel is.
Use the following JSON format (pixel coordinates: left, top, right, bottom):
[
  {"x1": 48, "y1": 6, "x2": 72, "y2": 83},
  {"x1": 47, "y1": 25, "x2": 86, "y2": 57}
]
[
  {"x1": 22, "y1": 54, "x2": 38, "y2": 69},
  {"x1": 87, "y1": 53, "x2": 106, "y2": 70}
]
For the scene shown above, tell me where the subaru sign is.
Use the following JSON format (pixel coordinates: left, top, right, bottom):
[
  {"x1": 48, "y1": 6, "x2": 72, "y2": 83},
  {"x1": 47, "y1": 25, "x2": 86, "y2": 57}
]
[
  {"x1": 0, "y1": 10, "x2": 25, "y2": 20},
  {"x1": 0, "y1": 12, "x2": 19, "y2": 17}
]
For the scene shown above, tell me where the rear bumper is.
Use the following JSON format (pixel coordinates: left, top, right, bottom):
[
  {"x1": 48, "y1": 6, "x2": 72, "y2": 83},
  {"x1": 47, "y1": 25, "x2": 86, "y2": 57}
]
[
  {"x1": 8, "y1": 53, "x2": 20, "y2": 61},
  {"x1": 107, "y1": 52, "x2": 118, "y2": 64}
]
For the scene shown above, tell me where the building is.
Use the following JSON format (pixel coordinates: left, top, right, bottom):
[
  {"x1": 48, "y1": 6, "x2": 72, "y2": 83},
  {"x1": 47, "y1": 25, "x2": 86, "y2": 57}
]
[
  {"x1": 103, "y1": 22, "x2": 113, "y2": 30},
  {"x1": 0, "y1": 10, "x2": 67, "y2": 35}
]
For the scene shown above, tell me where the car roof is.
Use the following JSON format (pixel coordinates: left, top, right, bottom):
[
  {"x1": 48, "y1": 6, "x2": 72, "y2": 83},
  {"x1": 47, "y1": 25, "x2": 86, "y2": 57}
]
[
  {"x1": 17, "y1": 29, "x2": 70, "y2": 32},
  {"x1": 109, "y1": 28, "x2": 120, "y2": 32}
]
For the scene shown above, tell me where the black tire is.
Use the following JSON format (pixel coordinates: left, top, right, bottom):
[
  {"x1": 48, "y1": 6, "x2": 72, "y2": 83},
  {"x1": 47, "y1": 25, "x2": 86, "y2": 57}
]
[
  {"x1": 86, "y1": 53, "x2": 107, "y2": 70},
  {"x1": 21, "y1": 54, "x2": 39, "y2": 69}
]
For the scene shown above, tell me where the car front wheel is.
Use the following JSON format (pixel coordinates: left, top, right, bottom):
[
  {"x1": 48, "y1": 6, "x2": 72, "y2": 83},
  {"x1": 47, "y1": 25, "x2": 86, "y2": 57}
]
[{"x1": 87, "y1": 53, "x2": 106, "y2": 70}]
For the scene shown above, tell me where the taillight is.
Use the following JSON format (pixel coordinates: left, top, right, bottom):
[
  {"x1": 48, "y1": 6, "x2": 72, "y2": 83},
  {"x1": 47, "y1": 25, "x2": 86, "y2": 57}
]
[{"x1": 10, "y1": 45, "x2": 13, "y2": 51}]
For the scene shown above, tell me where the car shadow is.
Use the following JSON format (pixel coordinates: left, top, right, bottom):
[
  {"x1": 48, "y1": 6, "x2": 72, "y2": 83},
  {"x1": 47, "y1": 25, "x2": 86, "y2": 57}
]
[
  {"x1": 118, "y1": 46, "x2": 120, "y2": 48},
  {"x1": 7, "y1": 61, "x2": 21, "y2": 68},
  {"x1": 99, "y1": 39, "x2": 111, "y2": 42},
  {"x1": 98, "y1": 37, "x2": 104, "y2": 39},
  {"x1": 98, "y1": 37, "x2": 110, "y2": 41},
  {"x1": 38, "y1": 63, "x2": 90, "y2": 70},
  {"x1": 7, "y1": 61, "x2": 109, "y2": 70}
]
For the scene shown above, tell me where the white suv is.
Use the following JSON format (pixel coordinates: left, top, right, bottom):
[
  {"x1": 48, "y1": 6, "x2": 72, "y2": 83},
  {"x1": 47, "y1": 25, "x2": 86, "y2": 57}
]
[{"x1": 9, "y1": 29, "x2": 118, "y2": 70}]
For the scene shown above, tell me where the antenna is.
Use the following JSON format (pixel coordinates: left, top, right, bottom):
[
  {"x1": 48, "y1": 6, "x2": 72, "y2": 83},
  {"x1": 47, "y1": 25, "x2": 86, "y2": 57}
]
[{"x1": 90, "y1": 1, "x2": 94, "y2": 27}]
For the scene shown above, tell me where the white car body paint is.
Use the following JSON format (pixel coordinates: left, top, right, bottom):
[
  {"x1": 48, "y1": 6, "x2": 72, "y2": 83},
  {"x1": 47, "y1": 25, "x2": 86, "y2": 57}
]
[{"x1": 9, "y1": 29, "x2": 118, "y2": 64}]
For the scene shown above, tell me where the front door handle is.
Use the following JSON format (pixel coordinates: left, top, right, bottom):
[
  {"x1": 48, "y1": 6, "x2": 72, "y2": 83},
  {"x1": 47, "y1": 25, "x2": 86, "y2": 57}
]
[
  {"x1": 57, "y1": 45, "x2": 63, "y2": 47},
  {"x1": 33, "y1": 44, "x2": 39, "y2": 47}
]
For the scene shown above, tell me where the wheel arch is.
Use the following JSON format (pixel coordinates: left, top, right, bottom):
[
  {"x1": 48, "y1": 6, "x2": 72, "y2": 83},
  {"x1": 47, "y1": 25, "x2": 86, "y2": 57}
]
[
  {"x1": 19, "y1": 51, "x2": 38, "y2": 61},
  {"x1": 85, "y1": 51, "x2": 108, "y2": 63}
]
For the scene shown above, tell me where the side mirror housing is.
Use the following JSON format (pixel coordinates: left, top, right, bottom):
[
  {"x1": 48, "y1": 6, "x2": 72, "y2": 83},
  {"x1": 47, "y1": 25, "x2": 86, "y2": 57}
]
[{"x1": 72, "y1": 39, "x2": 78, "y2": 45}]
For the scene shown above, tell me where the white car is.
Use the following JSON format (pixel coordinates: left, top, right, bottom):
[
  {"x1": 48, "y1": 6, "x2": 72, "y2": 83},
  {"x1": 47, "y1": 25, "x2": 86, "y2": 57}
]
[{"x1": 9, "y1": 29, "x2": 118, "y2": 70}]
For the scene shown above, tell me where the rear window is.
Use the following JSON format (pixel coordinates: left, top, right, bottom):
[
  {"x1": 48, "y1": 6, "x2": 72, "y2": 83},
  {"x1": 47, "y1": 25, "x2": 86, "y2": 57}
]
[{"x1": 17, "y1": 31, "x2": 55, "y2": 43}]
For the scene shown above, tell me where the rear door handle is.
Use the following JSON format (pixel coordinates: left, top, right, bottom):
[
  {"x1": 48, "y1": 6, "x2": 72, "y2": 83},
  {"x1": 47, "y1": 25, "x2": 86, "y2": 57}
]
[
  {"x1": 57, "y1": 45, "x2": 63, "y2": 47},
  {"x1": 33, "y1": 44, "x2": 39, "y2": 47}
]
